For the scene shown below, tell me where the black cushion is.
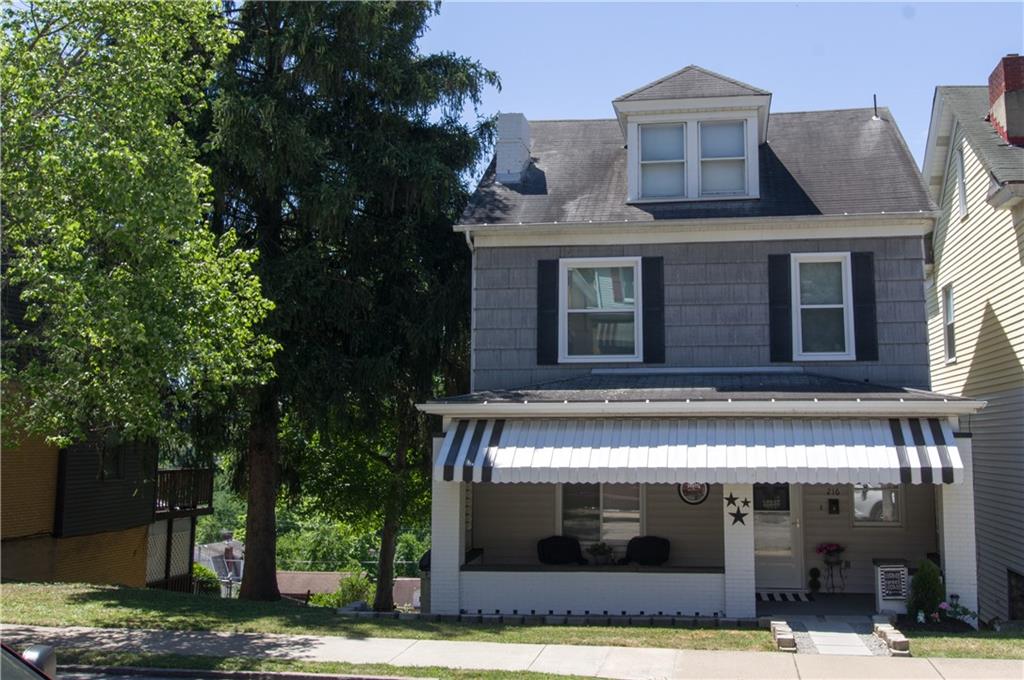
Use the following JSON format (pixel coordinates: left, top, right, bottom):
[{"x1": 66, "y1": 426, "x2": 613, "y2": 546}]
[
  {"x1": 537, "y1": 535, "x2": 587, "y2": 565},
  {"x1": 619, "y1": 535, "x2": 670, "y2": 566}
]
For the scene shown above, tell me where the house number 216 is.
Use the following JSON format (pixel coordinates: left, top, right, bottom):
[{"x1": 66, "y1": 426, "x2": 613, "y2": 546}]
[{"x1": 825, "y1": 486, "x2": 843, "y2": 496}]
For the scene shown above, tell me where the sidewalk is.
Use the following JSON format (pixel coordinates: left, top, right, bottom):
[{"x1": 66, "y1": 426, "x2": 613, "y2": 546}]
[{"x1": 2, "y1": 624, "x2": 1022, "y2": 680}]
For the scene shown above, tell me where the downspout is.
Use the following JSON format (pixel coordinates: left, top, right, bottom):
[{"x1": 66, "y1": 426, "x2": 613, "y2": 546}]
[{"x1": 465, "y1": 229, "x2": 476, "y2": 392}]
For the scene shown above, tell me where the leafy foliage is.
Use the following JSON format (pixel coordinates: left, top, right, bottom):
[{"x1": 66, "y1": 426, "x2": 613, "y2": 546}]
[
  {"x1": 308, "y1": 574, "x2": 375, "y2": 609},
  {"x1": 1, "y1": 1, "x2": 276, "y2": 446},
  {"x1": 192, "y1": 563, "x2": 221, "y2": 595},
  {"x1": 909, "y1": 559, "x2": 945, "y2": 618}
]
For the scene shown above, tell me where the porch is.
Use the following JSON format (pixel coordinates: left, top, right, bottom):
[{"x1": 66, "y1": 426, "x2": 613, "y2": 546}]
[{"x1": 426, "y1": 416, "x2": 980, "y2": 623}]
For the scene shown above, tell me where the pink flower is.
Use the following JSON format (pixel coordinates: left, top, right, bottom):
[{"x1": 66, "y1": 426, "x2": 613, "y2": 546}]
[{"x1": 939, "y1": 602, "x2": 950, "y2": 610}]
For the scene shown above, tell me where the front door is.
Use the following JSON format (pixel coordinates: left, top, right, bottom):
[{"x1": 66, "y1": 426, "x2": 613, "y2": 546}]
[{"x1": 754, "y1": 483, "x2": 804, "y2": 590}]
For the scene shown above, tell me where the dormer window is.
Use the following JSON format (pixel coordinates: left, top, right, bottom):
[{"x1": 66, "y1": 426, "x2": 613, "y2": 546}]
[
  {"x1": 640, "y1": 124, "x2": 686, "y2": 198},
  {"x1": 700, "y1": 120, "x2": 746, "y2": 196}
]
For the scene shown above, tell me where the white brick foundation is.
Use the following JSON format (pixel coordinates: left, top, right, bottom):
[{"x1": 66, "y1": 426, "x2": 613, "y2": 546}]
[
  {"x1": 723, "y1": 483, "x2": 757, "y2": 618},
  {"x1": 940, "y1": 433, "x2": 979, "y2": 627}
]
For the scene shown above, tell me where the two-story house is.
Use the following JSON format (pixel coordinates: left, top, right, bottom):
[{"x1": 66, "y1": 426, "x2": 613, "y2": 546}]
[
  {"x1": 922, "y1": 54, "x2": 1024, "y2": 624},
  {"x1": 418, "y1": 66, "x2": 984, "y2": 622}
]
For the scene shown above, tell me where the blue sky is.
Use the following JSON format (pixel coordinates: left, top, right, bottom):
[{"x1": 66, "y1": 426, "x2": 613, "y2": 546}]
[{"x1": 418, "y1": 2, "x2": 1024, "y2": 166}]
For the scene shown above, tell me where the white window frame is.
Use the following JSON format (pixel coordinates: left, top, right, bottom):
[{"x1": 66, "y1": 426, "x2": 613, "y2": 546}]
[
  {"x1": 555, "y1": 483, "x2": 647, "y2": 546},
  {"x1": 790, "y1": 252, "x2": 856, "y2": 361},
  {"x1": 955, "y1": 146, "x2": 968, "y2": 219},
  {"x1": 699, "y1": 119, "x2": 747, "y2": 197},
  {"x1": 626, "y1": 110, "x2": 760, "y2": 203},
  {"x1": 557, "y1": 256, "x2": 643, "y2": 364},
  {"x1": 942, "y1": 283, "x2": 956, "y2": 363},
  {"x1": 850, "y1": 484, "x2": 904, "y2": 528},
  {"x1": 639, "y1": 123, "x2": 686, "y2": 200}
]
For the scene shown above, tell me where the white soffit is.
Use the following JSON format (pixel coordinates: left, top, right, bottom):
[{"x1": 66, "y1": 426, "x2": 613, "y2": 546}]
[{"x1": 434, "y1": 417, "x2": 964, "y2": 486}]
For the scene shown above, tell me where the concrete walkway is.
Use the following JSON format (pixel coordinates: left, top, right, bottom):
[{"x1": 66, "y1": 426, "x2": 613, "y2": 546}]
[{"x1": 3, "y1": 624, "x2": 1022, "y2": 680}]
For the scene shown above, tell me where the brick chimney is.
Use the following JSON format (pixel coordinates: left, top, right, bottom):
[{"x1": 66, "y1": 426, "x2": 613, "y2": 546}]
[
  {"x1": 989, "y1": 54, "x2": 1024, "y2": 145},
  {"x1": 495, "y1": 113, "x2": 530, "y2": 184}
]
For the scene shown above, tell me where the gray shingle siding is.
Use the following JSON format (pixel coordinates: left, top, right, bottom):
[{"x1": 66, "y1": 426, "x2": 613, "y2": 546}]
[{"x1": 471, "y1": 237, "x2": 930, "y2": 392}]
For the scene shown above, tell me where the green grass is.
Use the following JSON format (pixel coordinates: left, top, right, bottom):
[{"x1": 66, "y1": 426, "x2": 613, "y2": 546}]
[
  {"x1": 59, "y1": 649, "x2": 591, "y2": 679},
  {"x1": 1, "y1": 582, "x2": 772, "y2": 652},
  {"x1": 901, "y1": 628, "x2": 1024, "y2": 659}
]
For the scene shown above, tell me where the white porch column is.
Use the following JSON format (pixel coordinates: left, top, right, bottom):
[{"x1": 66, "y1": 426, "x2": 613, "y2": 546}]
[
  {"x1": 940, "y1": 432, "x2": 979, "y2": 627},
  {"x1": 430, "y1": 434, "x2": 465, "y2": 615},
  {"x1": 723, "y1": 483, "x2": 756, "y2": 618}
]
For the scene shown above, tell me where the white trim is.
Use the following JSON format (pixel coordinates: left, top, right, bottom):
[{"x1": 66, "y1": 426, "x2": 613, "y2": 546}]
[
  {"x1": 455, "y1": 213, "x2": 936, "y2": 248},
  {"x1": 591, "y1": 366, "x2": 805, "y2": 375},
  {"x1": 790, "y1": 252, "x2": 856, "y2": 361},
  {"x1": 417, "y1": 398, "x2": 986, "y2": 419},
  {"x1": 954, "y1": 145, "x2": 968, "y2": 219},
  {"x1": 557, "y1": 257, "x2": 643, "y2": 364}
]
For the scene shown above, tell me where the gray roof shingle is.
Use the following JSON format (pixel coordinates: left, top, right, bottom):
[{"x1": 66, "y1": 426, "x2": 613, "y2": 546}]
[
  {"x1": 461, "y1": 108, "x2": 935, "y2": 226},
  {"x1": 615, "y1": 65, "x2": 770, "y2": 101},
  {"x1": 940, "y1": 86, "x2": 1024, "y2": 185},
  {"x1": 431, "y1": 372, "x2": 966, "y2": 405}
]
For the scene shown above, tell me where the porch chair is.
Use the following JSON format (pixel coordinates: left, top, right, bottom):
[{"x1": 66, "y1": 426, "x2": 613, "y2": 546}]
[
  {"x1": 537, "y1": 535, "x2": 588, "y2": 565},
  {"x1": 618, "y1": 535, "x2": 670, "y2": 566}
]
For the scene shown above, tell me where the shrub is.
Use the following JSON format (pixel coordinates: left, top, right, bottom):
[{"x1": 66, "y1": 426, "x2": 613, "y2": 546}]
[
  {"x1": 308, "y1": 573, "x2": 375, "y2": 609},
  {"x1": 909, "y1": 559, "x2": 944, "y2": 618},
  {"x1": 192, "y1": 563, "x2": 221, "y2": 595},
  {"x1": 337, "y1": 573, "x2": 374, "y2": 606}
]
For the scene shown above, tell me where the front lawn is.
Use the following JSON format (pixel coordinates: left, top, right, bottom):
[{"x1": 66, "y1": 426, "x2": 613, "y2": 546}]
[
  {"x1": 901, "y1": 628, "x2": 1024, "y2": 659},
  {"x1": 1, "y1": 582, "x2": 772, "y2": 652}
]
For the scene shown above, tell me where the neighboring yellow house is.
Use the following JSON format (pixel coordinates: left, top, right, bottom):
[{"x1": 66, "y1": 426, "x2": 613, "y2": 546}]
[
  {"x1": 922, "y1": 55, "x2": 1024, "y2": 623},
  {"x1": 1, "y1": 431, "x2": 213, "y2": 590}
]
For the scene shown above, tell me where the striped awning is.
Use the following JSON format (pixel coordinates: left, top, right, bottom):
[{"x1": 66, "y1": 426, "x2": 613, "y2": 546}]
[{"x1": 434, "y1": 418, "x2": 963, "y2": 485}]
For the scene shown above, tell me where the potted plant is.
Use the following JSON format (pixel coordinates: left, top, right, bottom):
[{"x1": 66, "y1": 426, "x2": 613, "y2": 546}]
[
  {"x1": 808, "y1": 567, "x2": 822, "y2": 593},
  {"x1": 816, "y1": 542, "x2": 845, "y2": 565},
  {"x1": 586, "y1": 542, "x2": 614, "y2": 565}
]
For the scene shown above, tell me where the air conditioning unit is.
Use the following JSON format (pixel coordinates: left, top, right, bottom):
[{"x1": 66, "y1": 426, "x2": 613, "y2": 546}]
[{"x1": 873, "y1": 559, "x2": 909, "y2": 615}]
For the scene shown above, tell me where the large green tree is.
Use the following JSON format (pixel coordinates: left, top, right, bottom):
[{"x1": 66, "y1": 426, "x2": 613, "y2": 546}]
[
  {"x1": 1, "y1": 1, "x2": 275, "y2": 446},
  {"x1": 211, "y1": 0, "x2": 495, "y2": 603}
]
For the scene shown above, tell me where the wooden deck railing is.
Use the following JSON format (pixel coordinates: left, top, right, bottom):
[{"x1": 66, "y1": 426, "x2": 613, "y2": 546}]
[{"x1": 154, "y1": 468, "x2": 214, "y2": 516}]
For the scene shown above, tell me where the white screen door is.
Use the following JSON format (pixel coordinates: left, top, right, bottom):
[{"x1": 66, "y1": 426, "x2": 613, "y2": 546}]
[{"x1": 753, "y1": 483, "x2": 804, "y2": 590}]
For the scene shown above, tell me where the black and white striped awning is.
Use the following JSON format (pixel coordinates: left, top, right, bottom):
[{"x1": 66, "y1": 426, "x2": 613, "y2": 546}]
[{"x1": 434, "y1": 417, "x2": 963, "y2": 485}]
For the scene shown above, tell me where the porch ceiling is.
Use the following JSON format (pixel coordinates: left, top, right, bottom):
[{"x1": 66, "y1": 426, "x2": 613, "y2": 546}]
[{"x1": 434, "y1": 417, "x2": 963, "y2": 485}]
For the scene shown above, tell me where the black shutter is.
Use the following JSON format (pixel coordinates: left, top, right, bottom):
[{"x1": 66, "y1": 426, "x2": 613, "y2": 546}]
[
  {"x1": 641, "y1": 256, "x2": 665, "y2": 363},
  {"x1": 536, "y1": 260, "x2": 559, "y2": 365},
  {"x1": 851, "y1": 252, "x2": 879, "y2": 361},
  {"x1": 768, "y1": 254, "x2": 792, "y2": 362}
]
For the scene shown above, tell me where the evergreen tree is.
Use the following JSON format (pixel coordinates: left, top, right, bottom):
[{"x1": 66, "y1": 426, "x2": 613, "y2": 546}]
[{"x1": 211, "y1": 1, "x2": 496, "y2": 602}]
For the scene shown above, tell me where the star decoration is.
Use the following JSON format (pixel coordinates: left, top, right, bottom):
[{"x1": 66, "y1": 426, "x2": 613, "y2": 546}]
[
  {"x1": 741, "y1": 498, "x2": 751, "y2": 508},
  {"x1": 724, "y1": 493, "x2": 739, "y2": 507},
  {"x1": 729, "y1": 509, "x2": 749, "y2": 525}
]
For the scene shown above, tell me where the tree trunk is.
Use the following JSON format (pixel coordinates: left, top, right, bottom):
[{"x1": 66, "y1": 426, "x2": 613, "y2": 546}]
[
  {"x1": 373, "y1": 489, "x2": 401, "y2": 611},
  {"x1": 239, "y1": 384, "x2": 281, "y2": 601}
]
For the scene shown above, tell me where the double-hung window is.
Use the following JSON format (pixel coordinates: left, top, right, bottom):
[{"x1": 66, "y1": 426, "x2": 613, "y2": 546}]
[
  {"x1": 561, "y1": 483, "x2": 642, "y2": 545},
  {"x1": 955, "y1": 146, "x2": 968, "y2": 219},
  {"x1": 700, "y1": 120, "x2": 746, "y2": 196},
  {"x1": 791, "y1": 253, "x2": 855, "y2": 360},
  {"x1": 942, "y1": 284, "x2": 956, "y2": 362},
  {"x1": 559, "y1": 257, "x2": 642, "y2": 362},
  {"x1": 639, "y1": 123, "x2": 686, "y2": 199},
  {"x1": 852, "y1": 484, "x2": 902, "y2": 526}
]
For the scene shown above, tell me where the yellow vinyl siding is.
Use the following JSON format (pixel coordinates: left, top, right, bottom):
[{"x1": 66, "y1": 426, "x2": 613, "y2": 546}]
[
  {"x1": 1, "y1": 434, "x2": 59, "y2": 539},
  {"x1": 926, "y1": 122, "x2": 1024, "y2": 622}
]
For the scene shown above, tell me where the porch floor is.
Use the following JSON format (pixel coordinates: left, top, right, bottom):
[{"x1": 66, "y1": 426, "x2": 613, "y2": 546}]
[{"x1": 756, "y1": 593, "x2": 876, "y2": 617}]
